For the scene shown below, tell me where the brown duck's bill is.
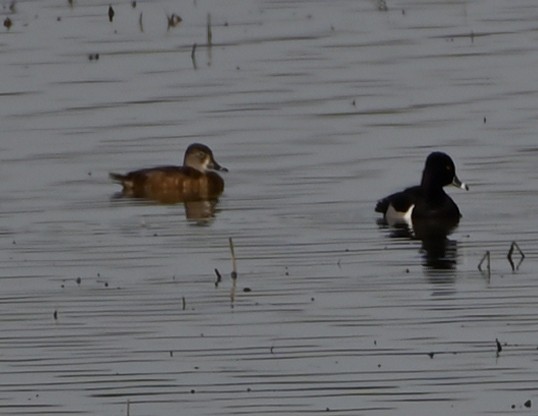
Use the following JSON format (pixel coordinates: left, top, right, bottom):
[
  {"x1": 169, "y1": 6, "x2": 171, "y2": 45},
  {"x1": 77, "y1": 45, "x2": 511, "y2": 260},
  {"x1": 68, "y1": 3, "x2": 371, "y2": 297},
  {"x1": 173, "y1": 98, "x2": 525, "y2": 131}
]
[
  {"x1": 209, "y1": 161, "x2": 228, "y2": 172},
  {"x1": 452, "y1": 175, "x2": 469, "y2": 191}
]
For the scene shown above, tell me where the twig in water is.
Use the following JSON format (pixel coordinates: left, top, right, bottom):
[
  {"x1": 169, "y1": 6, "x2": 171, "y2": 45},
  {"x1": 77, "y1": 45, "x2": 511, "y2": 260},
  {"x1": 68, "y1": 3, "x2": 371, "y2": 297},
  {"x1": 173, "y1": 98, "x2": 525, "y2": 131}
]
[
  {"x1": 206, "y1": 13, "x2": 213, "y2": 66},
  {"x1": 108, "y1": 5, "x2": 115, "y2": 23},
  {"x1": 214, "y1": 268, "x2": 222, "y2": 287},
  {"x1": 495, "y1": 338, "x2": 502, "y2": 356},
  {"x1": 182, "y1": 296, "x2": 186, "y2": 311},
  {"x1": 126, "y1": 399, "x2": 130, "y2": 416},
  {"x1": 507, "y1": 241, "x2": 525, "y2": 271},
  {"x1": 229, "y1": 237, "x2": 237, "y2": 280},
  {"x1": 478, "y1": 250, "x2": 491, "y2": 274},
  {"x1": 138, "y1": 11, "x2": 143, "y2": 32},
  {"x1": 229, "y1": 237, "x2": 237, "y2": 304},
  {"x1": 191, "y1": 43, "x2": 197, "y2": 69},
  {"x1": 207, "y1": 13, "x2": 212, "y2": 46}
]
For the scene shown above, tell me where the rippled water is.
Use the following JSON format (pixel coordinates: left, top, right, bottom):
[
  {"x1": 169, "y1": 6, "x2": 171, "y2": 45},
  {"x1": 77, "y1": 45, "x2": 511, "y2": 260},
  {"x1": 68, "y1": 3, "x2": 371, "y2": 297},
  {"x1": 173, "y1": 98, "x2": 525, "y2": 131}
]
[{"x1": 1, "y1": 0, "x2": 538, "y2": 415}]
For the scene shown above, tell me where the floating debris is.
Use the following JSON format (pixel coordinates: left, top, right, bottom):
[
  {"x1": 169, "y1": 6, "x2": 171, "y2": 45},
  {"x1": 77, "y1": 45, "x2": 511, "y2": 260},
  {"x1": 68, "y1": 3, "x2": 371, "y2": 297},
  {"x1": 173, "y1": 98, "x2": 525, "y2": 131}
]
[
  {"x1": 88, "y1": 53, "x2": 100, "y2": 61},
  {"x1": 524, "y1": 400, "x2": 532, "y2": 408},
  {"x1": 507, "y1": 241, "x2": 524, "y2": 271},
  {"x1": 495, "y1": 338, "x2": 502, "y2": 355},
  {"x1": 108, "y1": 5, "x2": 114, "y2": 22},
  {"x1": 167, "y1": 13, "x2": 182, "y2": 30},
  {"x1": 377, "y1": 0, "x2": 388, "y2": 12},
  {"x1": 138, "y1": 11, "x2": 143, "y2": 32},
  {"x1": 182, "y1": 296, "x2": 186, "y2": 311},
  {"x1": 53, "y1": 310, "x2": 58, "y2": 320},
  {"x1": 3, "y1": 17, "x2": 12, "y2": 30}
]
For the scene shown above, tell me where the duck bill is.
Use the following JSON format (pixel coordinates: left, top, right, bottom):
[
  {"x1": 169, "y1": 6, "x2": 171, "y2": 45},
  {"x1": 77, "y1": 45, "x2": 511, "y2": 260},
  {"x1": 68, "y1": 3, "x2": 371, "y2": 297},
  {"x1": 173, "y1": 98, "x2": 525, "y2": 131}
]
[
  {"x1": 208, "y1": 160, "x2": 228, "y2": 172},
  {"x1": 452, "y1": 175, "x2": 469, "y2": 191}
]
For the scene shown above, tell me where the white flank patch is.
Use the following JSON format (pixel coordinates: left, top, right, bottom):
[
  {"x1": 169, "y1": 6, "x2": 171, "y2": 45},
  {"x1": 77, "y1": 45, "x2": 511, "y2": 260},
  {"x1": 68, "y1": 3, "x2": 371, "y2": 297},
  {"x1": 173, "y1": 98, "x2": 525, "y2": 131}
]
[{"x1": 385, "y1": 203, "x2": 414, "y2": 226}]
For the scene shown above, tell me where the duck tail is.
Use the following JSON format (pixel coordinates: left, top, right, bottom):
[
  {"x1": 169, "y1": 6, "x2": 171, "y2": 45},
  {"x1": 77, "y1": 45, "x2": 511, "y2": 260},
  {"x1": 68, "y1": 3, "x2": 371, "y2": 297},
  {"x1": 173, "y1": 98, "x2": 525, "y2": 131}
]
[
  {"x1": 375, "y1": 198, "x2": 388, "y2": 213},
  {"x1": 109, "y1": 172, "x2": 127, "y2": 183}
]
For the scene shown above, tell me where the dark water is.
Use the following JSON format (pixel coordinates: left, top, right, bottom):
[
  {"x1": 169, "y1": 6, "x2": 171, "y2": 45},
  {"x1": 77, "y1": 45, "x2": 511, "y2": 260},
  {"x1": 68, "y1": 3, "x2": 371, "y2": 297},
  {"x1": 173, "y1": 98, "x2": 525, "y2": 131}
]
[{"x1": 1, "y1": 0, "x2": 537, "y2": 415}]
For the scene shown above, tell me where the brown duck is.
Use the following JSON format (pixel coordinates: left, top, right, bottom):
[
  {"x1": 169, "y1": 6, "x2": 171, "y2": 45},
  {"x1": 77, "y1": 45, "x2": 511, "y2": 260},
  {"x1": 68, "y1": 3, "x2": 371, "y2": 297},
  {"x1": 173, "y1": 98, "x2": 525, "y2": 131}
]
[{"x1": 109, "y1": 143, "x2": 227, "y2": 202}]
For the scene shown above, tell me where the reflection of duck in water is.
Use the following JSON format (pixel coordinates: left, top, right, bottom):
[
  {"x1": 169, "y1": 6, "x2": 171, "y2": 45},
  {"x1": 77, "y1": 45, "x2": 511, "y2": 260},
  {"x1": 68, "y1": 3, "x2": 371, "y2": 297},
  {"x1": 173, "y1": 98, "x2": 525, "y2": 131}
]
[
  {"x1": 183, "y1": 199, "x2": 221, "y2": 223},
  {"x1": 110, "y1": 143, "x2": 227, "y2": 204},
  {"x1": 413, "y1": 217, "x2": 460, "y2": 270},
  {"x1": 375, "y1": 152, "x2": 468, "y2": 269}
]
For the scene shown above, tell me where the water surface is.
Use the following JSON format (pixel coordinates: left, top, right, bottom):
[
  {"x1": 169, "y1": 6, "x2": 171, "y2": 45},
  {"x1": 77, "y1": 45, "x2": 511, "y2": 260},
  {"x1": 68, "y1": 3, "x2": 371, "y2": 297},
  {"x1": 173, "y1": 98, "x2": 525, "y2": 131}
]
[{"x1": 1, "y1": 0, "x2": 538, "y2": 415}]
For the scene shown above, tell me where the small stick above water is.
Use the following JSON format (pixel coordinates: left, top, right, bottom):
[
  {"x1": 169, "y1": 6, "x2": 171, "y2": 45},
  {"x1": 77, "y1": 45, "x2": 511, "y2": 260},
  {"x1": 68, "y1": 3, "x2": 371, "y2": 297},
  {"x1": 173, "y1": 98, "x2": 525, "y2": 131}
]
[
  {"x1": 207, "y1": 13, "x2": 212, "y2": 46},
  {"x1": 229, "y1": 237, "x2": 237, "y2": 305},
  {"x1": 507, "y1": 241, "x2": 525, "y2": 271},
  {"x1": 214, "y1": 268, "x2": 222, "y2": 287},
  {"x1": 229, "y1": 237, "x2": 237, "y2": 280},
  {"x1": 191, "y1": 43, "x2": 197, "y2": 69},
  {"x1": 478, "y1": 250, "x2": 491, "y2": 273}
]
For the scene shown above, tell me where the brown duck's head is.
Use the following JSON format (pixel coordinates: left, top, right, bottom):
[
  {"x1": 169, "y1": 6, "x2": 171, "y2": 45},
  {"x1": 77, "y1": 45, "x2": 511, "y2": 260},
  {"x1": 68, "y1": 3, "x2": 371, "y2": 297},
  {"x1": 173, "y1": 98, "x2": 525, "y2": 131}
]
[{"x1": 184, "y1": 143, "x2": 228, "y2": 173}]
